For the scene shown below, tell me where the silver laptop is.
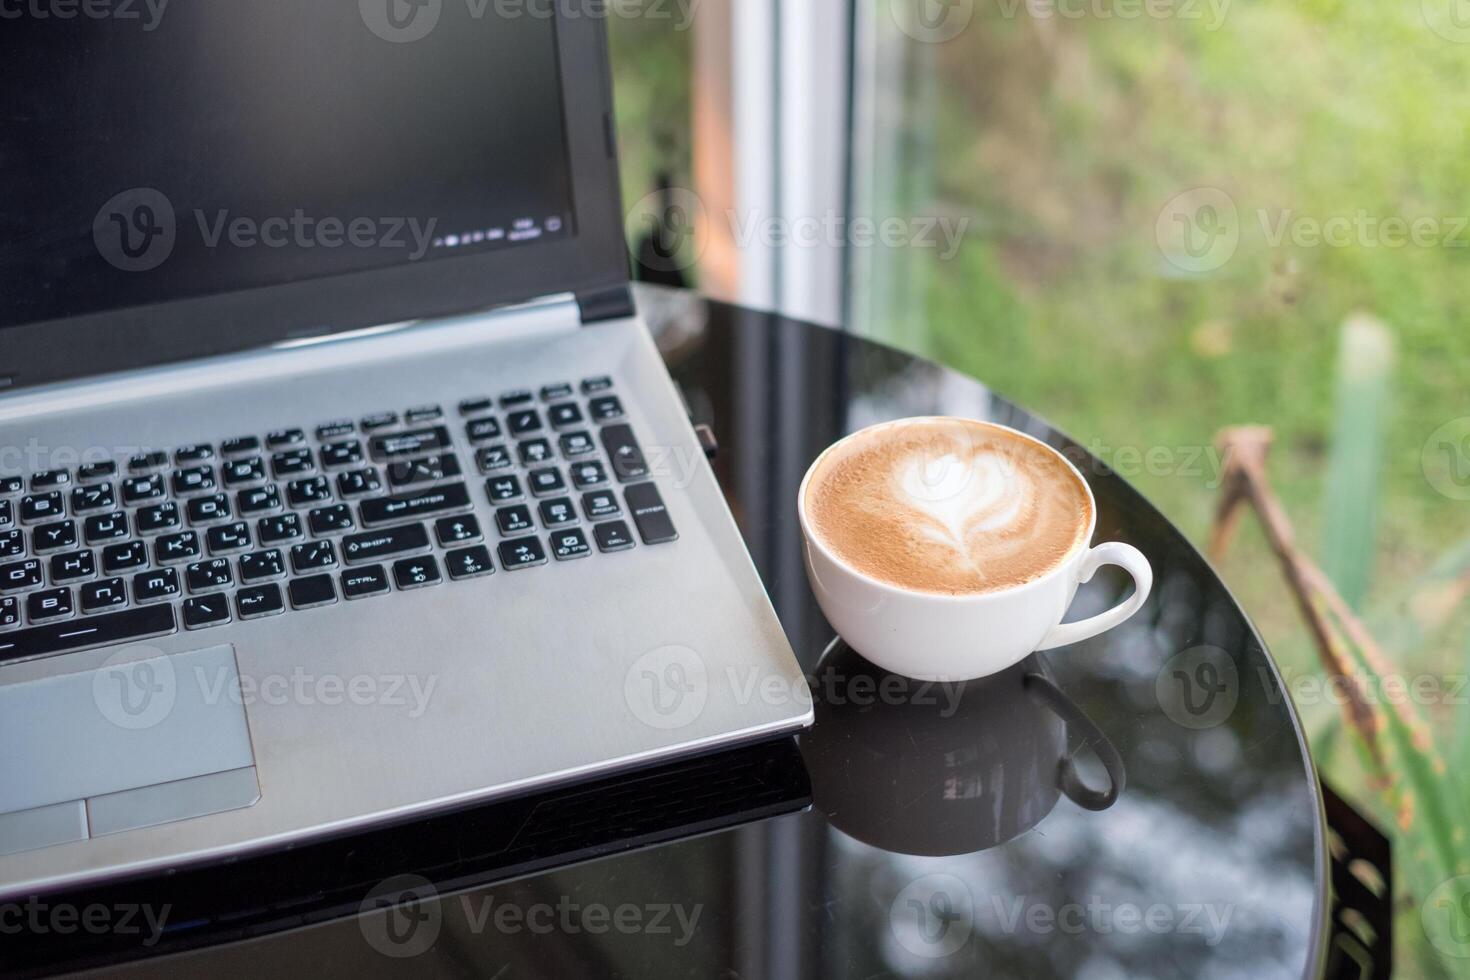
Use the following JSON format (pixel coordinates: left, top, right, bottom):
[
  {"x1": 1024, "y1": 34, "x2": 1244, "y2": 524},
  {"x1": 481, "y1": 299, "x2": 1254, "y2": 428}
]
[{"x1": 0, "y1": 5, "x2": 810, "y2": 898}]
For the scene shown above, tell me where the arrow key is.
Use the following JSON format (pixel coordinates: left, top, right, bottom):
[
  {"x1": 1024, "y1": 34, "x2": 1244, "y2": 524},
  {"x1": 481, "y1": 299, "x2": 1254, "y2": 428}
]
[
  {"x1": 393, "y1": 555, "x2": 442, "y2": 590},
  {"x1": 497, "y1": 536, "x2": 548, "y2": 571},
  {"x1": 446, "y1": 545, "x2": 495, "y2": 580}
]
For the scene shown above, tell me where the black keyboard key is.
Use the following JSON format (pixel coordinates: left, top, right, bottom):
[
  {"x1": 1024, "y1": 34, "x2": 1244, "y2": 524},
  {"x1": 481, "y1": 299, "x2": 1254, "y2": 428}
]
[
  {"x1": 0, "y1": 603, "x2": 176, "y2": 663},
  {"x1": 593, "y1": 520, "x2": 636, "y2": 553},
  {"x1": 475, "y1": 445, "x2": 513, "y2": 473},
  {"x1": 518, "y1": 438, "x2": 554, "y2": 466},
  {"x1": 129, "y1": 450, "x2": 168, "y2": 473},
  {"x1": 70, "y1": 483, "x2": 115, "y2": 513},
  {"x1": 49, "y1": 550, "x2": 95, "y2": 583},
  {"x1": 0, "y1": 595, "x2": 15, "y2": 627},
  {"x1": 122, "y1": 473, "x2": 165, "y2": 504},
  {"x1": 392, "y1": 555, "x2": 441, "y2": 590},
  {"x1": 290, "y1": 539, "x2": 337, "y2": 573},
  {"x1": 570, "y1": 460, "x2": 608, "y2": 489},
  {"x1": 187, "y1": 493, "x2": 232, "y2": 525},
  {"x1": 527, "y1": 467, "x2": 566, "y2": 497},
  {"x1": 446, "y1": 545, "x2": 494, "y2": 579},
  {"x1": 182, "y1": 595, "x2": 230, "y2": 630},
  {"x1": 361, "y1": 411, "x2": 399, "y2": 431},
  {"x1": 507, "y1": 409, "x2": 543, "y2": 436},
  {"x1": 267, "y1": 427, "x2": 306, "y2": 448},
  {"x1": 155, "y1": 530, "x2": 201, "y2": 564},
  {"x1": 206, "y1": 521, "x2": 252, "y2": 554},
  {"x1": 287, "y1": 476, "x2": 332, "y2": 507},
  {"x1": 497, "y1": 536, "x2": 547, "y2": 570},
  {"x1": 466, "y1": 417, "x2": 503, "y2": 443},
  {"x1": 495, "y1": 505, "x2": 535, "y2": 536},
  {"x1": 84, "y1": 511, "x2": 129, "y2": 544},
  {"x1": 559, "y1": 431, "x2": 597, "y2": 457},
  {"x1": 136, "y1": 501, "x2": 181, "y2": 534},
  {"x1": 337, "y1": 467, "x2": 383, "y2": 497},
  {"x1": 1, "y1": 559, "x2": 44, "y2": 593},
  {"x1": 404, "y1": 405, "x2": 443, "y2": 424},
  {"x1": 368, "y1": 425, "x2": 452, "y2": 461},
  {"x1": 272, "y1": 448, "x2": 315, "y2": 478},
  {"x1": 80, "y1": 578, "x2": 127, "y2": 613},
  {"x1": 320, "y1": 440, "x2": 365, "y2": 469},
  {"x1": 186, "y1": 559, "x2": 233, "y2": 593},
  {"x1": 175, "y1": 444, "x2": 214, "y2": 464},
  {"x1": 550, "y1": 527, "x2": 591, "y2": 561},
  {"x1": 27, "y1": 587, "x2": 72, "y2": 621},
  {"x1": 103, "y1": 540, "x2": 149, "y2": 574},
  {"x1": 589, "y1": 395, "x2": 625, "y2": 422},
  {"x1": 316, "y1": 420, "x2": 355, "y2": 441},
  {"x1": 258, "y1": 512, "x2": 304, "y2": 544},
  {"x1": 499, "y1": 389, "x2": 533, "y2": 408},
  {"x1": 0, "y1": 529, "x2": 24, "y2": 559},
  {"x1": 342, "y1": 523, "x2": 430, "y2": 564},
  {"x1": 600, "y1": 424, "x2": 650, "y2": 482},
  {"x1": 485, "y1": 475, "x2": 522, "y2": 503},
  {"x1": 0, "y1": 499, "x2": 10, "y2": 527},
  {"x1": 172, "y1": 465, "x2": 217, "y2": 496},
  {"x1": 540, "y1": 383, "x2": 574, "y2": 401},
  {"x1": 236, "y1": 583, "x2": 285, "y2": 620},
  {"x1": 238, "y1": 485, "x2": 283, "y2": 515},
  {"x1": 133, "y1": 567, "x2": 181, "y2": 603},
  {"x1": 288, "y1": 574, "x2": 337, "y2": 609},
  {"x1": 0, "y1": 476, "x2": 21, "y2": 495},
  {"x1": 222, "y1": 436, "x2": 262, "y2": 456},
  {"x1": 309, "y1": 504, "x2": 355, "y2": 535},
  {"x1": 32, "y1": 520, "x2": 78, "y2": 553},
  {"x1": 32, "y1": 470, "x2": 70, "y2": 490},
  {"x1": 581, "y1": 489, "x2": 621, "y2": 520},
  {"x1": 359, "y1": 482, "x2": 471, "y2": 527},
  {"x1": 538, "y1": 497, "x2": 577, "y2": 527},
  {"x1": 77, "y1": 461, "x2": 117, "y2": 483},
  {"x1": 458, "y1": 397, "x2": 493, "y2": 417},
  {"x1": 547, "y1": 403, "x2": 583, "y2": 429},
  {"x1": 581, "y1": 375, "x2": 613, "y2": 394},
  {"x1": 223, "y1": 456, "x2": 267, "y2": 487},
  {"x1": 341, "y1": 564, "x2": 389, "y2": 600},
  {"x1": 21, "y1": 492, "x2": 63, "y2": 523},
  {"x1": 387, "y1": 453, "x2": 461, "y2": 489},
  {"x1": 626, "y1": 482, "x2": 679, "y2": 545},
  {"x1": 239, "y1": 549, "x2": 286, "y2": 582},
  {"x1": 435, "y1": 515, "x2": 482, "y2": 546}
]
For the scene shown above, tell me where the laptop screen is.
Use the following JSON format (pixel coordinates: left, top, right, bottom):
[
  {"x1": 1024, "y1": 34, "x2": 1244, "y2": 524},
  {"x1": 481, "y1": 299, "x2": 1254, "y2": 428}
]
[{"x1": 0, "y1": 2, "x2": 576, "y2": 333}]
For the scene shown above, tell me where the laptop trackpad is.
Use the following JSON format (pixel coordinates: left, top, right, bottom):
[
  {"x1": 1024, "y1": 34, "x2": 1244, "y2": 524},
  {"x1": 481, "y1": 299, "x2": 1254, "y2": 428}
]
[{"x1": 0, "y1": 644, "x2": 258, "y2": 855}]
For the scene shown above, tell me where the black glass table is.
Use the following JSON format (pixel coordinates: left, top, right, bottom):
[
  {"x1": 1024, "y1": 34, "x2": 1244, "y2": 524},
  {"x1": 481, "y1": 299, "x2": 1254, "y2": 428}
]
[{"x1": 7, "y1": 288, "x2": 1328, "y2": 979}]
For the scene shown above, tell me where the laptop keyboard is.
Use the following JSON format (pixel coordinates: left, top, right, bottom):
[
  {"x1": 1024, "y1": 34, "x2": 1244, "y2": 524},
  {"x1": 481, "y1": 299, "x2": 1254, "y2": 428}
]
[{"x1": 0, "y1": 377, "x2": 679, "y2": 665}]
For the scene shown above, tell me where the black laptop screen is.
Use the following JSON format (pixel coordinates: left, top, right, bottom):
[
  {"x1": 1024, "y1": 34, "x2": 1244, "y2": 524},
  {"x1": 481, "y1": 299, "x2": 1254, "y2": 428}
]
[{"x1": 0, "y1": 2, "x2": 576, "y2": 332}]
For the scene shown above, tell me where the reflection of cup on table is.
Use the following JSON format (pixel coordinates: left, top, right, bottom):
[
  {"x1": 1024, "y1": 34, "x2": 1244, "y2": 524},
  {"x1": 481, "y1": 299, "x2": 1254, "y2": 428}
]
[
  {"x1": 798, "y1": 417, "x2": 1153, "y2": 681},
  {"x1": 800, "y1": 639, "x2": 1124, "y2": 857}
]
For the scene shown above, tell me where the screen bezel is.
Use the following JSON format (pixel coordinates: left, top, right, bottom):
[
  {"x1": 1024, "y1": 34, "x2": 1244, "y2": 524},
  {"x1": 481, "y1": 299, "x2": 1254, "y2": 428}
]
[{"x1": 1, "y1": 15, "x2": 627, "y2": 393}]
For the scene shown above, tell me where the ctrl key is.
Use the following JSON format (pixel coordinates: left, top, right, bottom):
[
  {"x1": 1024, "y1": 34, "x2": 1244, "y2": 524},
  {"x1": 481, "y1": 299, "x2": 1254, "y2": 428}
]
[{"x1": 341, "y1": 564, "x2": 389, "y2": 600}]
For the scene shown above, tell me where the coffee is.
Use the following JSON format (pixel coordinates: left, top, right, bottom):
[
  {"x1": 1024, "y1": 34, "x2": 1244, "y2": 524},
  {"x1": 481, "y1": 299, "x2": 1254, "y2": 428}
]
[{"x1": 803, "y1": 418, "x2": 1093, "y2": 595}]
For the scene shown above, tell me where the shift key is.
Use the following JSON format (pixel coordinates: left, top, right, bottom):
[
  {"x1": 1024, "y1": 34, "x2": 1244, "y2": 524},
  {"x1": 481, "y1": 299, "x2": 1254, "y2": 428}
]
[
  {"x1": 359, "y1": 483, "x2": 471, "y2": 527},
  {"x1": 625, "y1": 482, "x2": 678, "y2": 544},
  {"x1": 342, "y1": 523, "x2": 431, "y2": 564}
]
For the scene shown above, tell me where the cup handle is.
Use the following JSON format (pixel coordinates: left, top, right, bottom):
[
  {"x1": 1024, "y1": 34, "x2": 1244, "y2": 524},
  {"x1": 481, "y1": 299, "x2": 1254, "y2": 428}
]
[
  {"x1": 1024, "y1": 672, "x2": 1126, "y2": 811},
  {"x1": 1035, "y1": 542, "x2": 1153, "y2": 652}
]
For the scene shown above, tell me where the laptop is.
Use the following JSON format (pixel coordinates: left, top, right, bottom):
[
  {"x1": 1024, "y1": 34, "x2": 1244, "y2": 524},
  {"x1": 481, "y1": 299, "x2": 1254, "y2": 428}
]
[{"x1": 0, "y1": 3, "x2": 811, "y2": 898}]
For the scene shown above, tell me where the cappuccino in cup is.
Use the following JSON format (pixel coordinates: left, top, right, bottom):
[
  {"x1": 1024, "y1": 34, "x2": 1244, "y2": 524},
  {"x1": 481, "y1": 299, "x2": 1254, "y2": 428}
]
[{"x1": 798, "y1": 417, "x2": 1152, "y2": 681}]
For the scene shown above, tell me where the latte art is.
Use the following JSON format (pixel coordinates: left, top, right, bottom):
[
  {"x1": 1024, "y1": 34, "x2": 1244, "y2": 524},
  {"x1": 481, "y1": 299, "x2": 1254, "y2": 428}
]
[{"x1": 804, "y1": 419, "x2": 1093, "y2": 595}]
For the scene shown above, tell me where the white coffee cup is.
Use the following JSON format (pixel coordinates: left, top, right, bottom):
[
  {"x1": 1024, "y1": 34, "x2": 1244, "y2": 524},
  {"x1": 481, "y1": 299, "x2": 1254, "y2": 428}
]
[{"x1": 797, "y1": 418, "x2": 1153, "y2": 682}]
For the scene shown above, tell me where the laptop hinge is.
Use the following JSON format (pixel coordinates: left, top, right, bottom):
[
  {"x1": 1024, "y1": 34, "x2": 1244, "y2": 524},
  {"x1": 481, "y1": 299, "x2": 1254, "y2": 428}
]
[{"x1": 576, "y1": 284, "x2": 635, "y2": 324}]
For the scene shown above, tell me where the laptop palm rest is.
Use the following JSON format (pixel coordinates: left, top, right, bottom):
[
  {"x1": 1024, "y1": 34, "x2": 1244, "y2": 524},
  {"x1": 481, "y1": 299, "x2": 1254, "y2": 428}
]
[{"x1": 0, "y1": 645, "x2": 258, "y2": 856}]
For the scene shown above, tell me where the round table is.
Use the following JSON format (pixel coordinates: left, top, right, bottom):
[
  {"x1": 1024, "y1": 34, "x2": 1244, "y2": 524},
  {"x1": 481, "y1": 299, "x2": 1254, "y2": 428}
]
[{"x1": 21, "y1": 289, "x2": 1328, "y2": 979}]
